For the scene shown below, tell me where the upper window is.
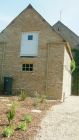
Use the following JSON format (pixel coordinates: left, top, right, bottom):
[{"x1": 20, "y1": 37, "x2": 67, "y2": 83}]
[
  {"x1": 20, "y1": 32, "x2": 39, "y2": 57},
  {"x1": 28, "y1": 35, "x2": 33, "y2": 40}
]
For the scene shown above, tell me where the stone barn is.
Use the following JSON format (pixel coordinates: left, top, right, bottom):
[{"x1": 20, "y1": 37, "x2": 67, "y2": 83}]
[{"x1": 0, "y1": 4, "x2": 72, "y2": 101}]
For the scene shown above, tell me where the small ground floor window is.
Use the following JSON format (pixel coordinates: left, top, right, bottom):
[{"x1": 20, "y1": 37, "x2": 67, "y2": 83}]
[{"x1": 22, "y1": 64, "x2": 33, "y2": 71}]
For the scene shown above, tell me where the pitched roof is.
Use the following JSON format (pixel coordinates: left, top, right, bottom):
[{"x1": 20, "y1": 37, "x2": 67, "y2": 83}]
[
  {"x1": 0, "y1": 4, "x2": 73, "y2": 59},
  {"x1": 53, "y1": 21, "x2": 79, "y2": 50},
  {"x1": 1, "y1": 4, "x2": 55, "y2": 34}
]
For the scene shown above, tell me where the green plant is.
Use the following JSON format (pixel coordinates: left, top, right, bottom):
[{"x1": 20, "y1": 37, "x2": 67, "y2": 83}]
[
  {"x1": 19, "y1": 89, "x2": 27, "y2": 101},
  {"x1": 22, "y1": 114, "x2": 32, "y2": 123},
  {"x1": 39, "y1": 95, "x2": 47, "y2": 103},
  {"x1": 7, "y1": 102, "x2": 16, "y2": 126},
  {"x1": 71, "y1": 49, "x2": 79, "y2": 95},
  {"x1": 33, "y1": 92, "x2": 40, "y2": 107},
  {"x1": 33, "y1": 98, "x2": 40, "y2": 107},
  {"x1": 3, "y1": 126, "x2": 14, "y2": 138},
  {"x1": 34, "y1": 92, "x2": 40, "y2": 98},
  {"x1": 33, "y1": 93, "x2": 47, "y2": 107},
  {"x1": 71, "y1": 59, "x2": 76, "y2": 73},
  {"x1": 18, "y1": 121, "x2": 27, "y2": 131}
]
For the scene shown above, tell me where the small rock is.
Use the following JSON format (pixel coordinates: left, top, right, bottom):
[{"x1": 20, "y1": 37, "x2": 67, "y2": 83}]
[{"x1": 31, "y1": 109, "x2": 42, "y2": 113}]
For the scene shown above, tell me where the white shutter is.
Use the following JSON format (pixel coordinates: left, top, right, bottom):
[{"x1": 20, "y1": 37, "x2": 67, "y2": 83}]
[{"x1": 20, "y1": 32, "x2": 38, "y2": 56}]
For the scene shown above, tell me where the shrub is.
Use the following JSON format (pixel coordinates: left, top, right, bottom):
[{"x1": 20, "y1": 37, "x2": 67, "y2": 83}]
[
  {"x1": 18, "y1": 89, "x2": 28, "y2": 101},
  {"x1": 71, "y1": 59, "x2": 76, "y2": 73},
  {"x1": 7, "y1": 102, "x2": 16, "y2": 126},
  {"x1": 33, "y1": 94, "x2": 47, "y2": 107},
  {"x1": 39, "y1": 95, "x2": 47, "y2": 103},
  {"x1": 22, "y1": 114, "x2": 32, "y2": 124},
  {"x1": 3, "y1": 126, "x2": 14, "y2": 138},
  {"x1": 33, "y1": 98, "x2": 40, "y2": 108},
  {"x1": 34, "y1": 92, "x2": 40, "y2": 98},
  {"x1": 18, "y1": 121, "x2": 27, "y2": 131},
  {"x1": 33, "y1": 92, "x2": 40, "y2": 107}
]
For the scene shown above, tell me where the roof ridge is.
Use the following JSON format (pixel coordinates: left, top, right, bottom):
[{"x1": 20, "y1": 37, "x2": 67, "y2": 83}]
[
  {"x1": 0, "y1": 4, "x2": 52, "y2": 34},
  {"x1": 53, "y1": 21, "x2": 79, "y2": 38},
  {"x1": 27, "y1": 4, "x2": 33, "y2": 9},
  {"x1": 0, "y1": 4, "x2": 64, "y2": 41}
]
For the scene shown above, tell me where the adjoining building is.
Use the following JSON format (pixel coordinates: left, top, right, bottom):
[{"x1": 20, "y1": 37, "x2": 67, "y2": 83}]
[{"x1": 53, "y1": 21, "x2": 79, "y2": 95}]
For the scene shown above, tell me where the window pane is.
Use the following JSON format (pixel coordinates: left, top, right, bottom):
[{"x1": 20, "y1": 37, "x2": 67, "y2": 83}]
[
  {"x1": 30, "y1": 64, "x2": 33, "y2": 67},
  {"x1": 26, "y1": 64, "x2": 29, "y2": 68},
  {"x1": 22, "y1": 67, "x2": 26, "y2": 71},
  {"x1": 26, "y1": 67, "x2": 29, "y2": 71},
  {"x1": 30, "y1": 67, "x2": 33, "y2": 71},
  {"x1": 28, "y1": 35, "x2": 33, "y2": 40},
  {"x1": 22, "y1": 64, "x2": 25, "y2": 67}
]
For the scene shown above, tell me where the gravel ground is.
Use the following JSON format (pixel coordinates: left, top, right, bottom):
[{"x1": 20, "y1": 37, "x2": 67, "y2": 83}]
[{"x1": 34, "y1": 96, "x2": 79, "y2": 140}]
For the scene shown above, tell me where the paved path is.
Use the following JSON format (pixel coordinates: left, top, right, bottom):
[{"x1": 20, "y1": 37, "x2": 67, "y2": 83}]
[{"x1": 34, "y1": 96, "x2": 79, "y2": 140}]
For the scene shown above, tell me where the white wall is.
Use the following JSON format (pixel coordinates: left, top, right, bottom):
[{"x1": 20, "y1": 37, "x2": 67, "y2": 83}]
[
  {"x1": 20, "y1": 32, "x2": 38, "y2": 56},
  {"x1": 62, "y1": 47, "x2": 71, "y2": 99}
]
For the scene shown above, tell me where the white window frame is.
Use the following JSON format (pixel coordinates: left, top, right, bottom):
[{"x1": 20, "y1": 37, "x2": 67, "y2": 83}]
[{"x1": 20, "y1": 32, "x2": 39, "y2": 57}]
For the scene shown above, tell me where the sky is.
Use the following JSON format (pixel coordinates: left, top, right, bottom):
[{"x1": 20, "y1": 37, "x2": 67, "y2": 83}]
[{"x1": 0, "y1": 0, "x2": 79, "y2": 35}]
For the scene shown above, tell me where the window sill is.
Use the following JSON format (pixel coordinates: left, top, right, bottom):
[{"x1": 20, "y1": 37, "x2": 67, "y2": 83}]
[
  {"x1": 20, "y1": 56, "x2": 38, "y2": 58},
  {"x1": 21, "y1": 71, "x2": 34, "y2": 73}
]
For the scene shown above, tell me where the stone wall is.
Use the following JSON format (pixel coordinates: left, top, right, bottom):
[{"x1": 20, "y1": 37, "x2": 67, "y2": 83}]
[
  {"x1": 62, "y1": 47, "x2": 71, "y2": 100},
  {"x1": 47, "y1": 43, "x2": 64, "y2": 99},
  {"x1": 0, "y1": 6, "x2": 68, "y2": 99}
]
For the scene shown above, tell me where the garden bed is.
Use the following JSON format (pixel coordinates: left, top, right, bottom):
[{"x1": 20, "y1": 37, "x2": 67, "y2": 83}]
[{"x1": 0, "y1": 95, "x2": 59, "y2": 140}]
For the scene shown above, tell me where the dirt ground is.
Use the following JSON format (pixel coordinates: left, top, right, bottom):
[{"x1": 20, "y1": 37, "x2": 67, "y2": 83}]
[{"x1": 0, "y1": 95, "x2": 59, "y2": 140}]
